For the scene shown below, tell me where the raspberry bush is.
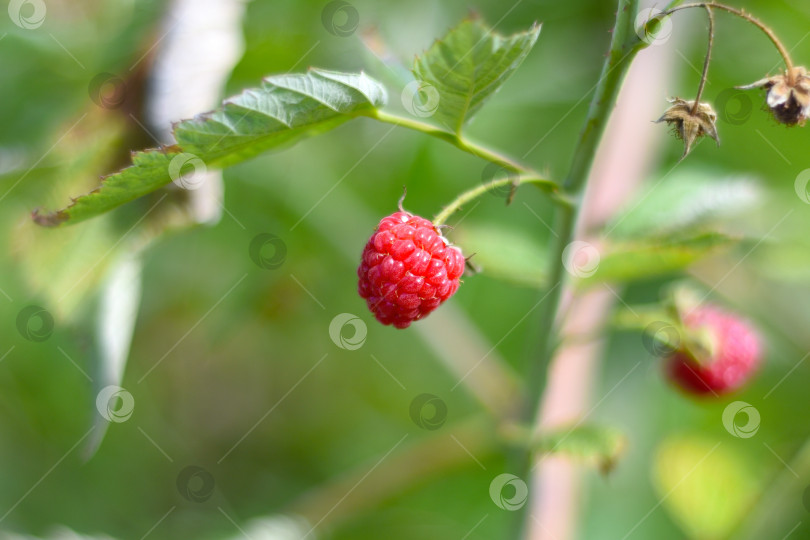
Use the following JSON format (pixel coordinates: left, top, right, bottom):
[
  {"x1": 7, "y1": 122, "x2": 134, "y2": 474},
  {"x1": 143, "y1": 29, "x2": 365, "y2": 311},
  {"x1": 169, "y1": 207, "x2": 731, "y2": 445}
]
[{"x1": 15, "y1": 0, "x2": 810, "y2": 538}]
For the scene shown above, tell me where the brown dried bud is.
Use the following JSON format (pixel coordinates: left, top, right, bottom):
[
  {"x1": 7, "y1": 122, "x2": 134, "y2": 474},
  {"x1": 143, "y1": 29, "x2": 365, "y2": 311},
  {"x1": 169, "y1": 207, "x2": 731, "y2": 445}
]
[
  {"x1": 738, "y1": 66, "x2": 810, "y2": 126},
  {"x1": 655, "y1": 97, "x2": 720, "y2": 160}
]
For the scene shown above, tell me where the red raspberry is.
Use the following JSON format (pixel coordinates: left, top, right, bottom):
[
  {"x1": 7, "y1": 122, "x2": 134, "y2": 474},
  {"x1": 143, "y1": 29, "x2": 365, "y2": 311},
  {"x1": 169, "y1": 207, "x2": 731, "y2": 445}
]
[
  {"x1": 358, "y1": 211, "x2": 465, "y2": 329},
  {"x1": 665, "y1": 305, "x2": 761, "y2": 396}
]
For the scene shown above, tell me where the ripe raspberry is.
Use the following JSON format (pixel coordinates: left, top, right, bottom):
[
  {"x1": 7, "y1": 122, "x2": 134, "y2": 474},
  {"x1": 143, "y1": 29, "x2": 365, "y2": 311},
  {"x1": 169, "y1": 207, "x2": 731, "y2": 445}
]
[
  {"x1": 358, "y1": 211, "x2": 465, "y2": 329},
  {"x1": 665, "y1": 305, "x2": 761, "y2": 396}
]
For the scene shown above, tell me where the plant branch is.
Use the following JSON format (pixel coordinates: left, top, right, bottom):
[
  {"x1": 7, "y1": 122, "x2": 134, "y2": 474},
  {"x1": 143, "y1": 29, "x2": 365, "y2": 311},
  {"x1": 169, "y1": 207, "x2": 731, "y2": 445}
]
[
  {"x1": 369, "y1": 110, "x2": 567, "y2": 204},
  {"x1": 665, "y1": 3, "x2": 794, "y2": 73},
  {"x1": 691, "y1": 5, "x2": 714, "y2": 114},
  {"x1": 510, "y1": 0, "x2": 643, "y2": 536},
  {"x1": 563, "y1": 4, "x2": 642, "y2": 194},
  {"x1": 372, "y1": 110, "x2": 523, "y2": 171},
  {"x1": 432, "y1": 175, "x2": 562, "y2": 226}
]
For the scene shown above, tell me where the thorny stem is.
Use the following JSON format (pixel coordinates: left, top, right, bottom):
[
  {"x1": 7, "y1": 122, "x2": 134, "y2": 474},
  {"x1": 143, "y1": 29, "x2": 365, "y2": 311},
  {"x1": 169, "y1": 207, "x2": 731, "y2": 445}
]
[
  {"x1": 691, "y1": 6, "x2": 714, "y2": 115},
  {"x1": 666, "y1": 3, "x2": 794, "y2": 76},
  {"x1": 432, "y1": 175, "x2": 557, "y2": 226},
  {"x1": 510, "y1": 0, "x2": 642, "y2": 537}
]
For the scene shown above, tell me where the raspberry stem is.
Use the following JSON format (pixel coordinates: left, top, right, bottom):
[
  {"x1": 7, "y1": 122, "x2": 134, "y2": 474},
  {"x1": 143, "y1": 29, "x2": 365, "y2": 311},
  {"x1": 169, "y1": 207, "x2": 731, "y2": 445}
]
[
  {"x1": 691, "y1": 6, "x2": 714, "y2": 115},
  {"x1": 370, "y1": 109, "x2": 568, "y2": 206},
  {"x1": 432, "y1": 175, "x2": 563, "y2": 227},
  {"x1": 664, "y1": 3, "x2": 794, "y2": 76},
  {"x1": 371, "y1": 110, "x2": 524, "y2": 170}
]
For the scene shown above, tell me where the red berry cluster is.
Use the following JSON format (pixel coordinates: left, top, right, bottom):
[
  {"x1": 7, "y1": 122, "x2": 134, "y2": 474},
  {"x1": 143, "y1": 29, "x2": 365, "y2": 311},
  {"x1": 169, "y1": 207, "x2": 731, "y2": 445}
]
[
  {"x1": 358, "y1": 211, "x2": 465, "y2": 329},
  {"x1": 666, "y1": 305, "x2": 761, "y2": 396}
]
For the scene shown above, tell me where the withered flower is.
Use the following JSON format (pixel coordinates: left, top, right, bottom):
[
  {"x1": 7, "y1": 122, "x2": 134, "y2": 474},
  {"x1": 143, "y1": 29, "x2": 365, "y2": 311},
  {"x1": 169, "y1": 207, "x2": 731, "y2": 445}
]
[
  {"x1": 656, "y1": 97, "x2": 720, "y2": 160},
  {"x1": 738, "y1": 66, "x2": 810, "y2": 126}
]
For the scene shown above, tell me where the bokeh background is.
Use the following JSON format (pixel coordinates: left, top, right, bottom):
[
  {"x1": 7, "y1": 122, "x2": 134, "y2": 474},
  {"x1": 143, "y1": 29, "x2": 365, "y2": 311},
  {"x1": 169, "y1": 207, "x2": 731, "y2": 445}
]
[{"x1": 2, "y1": 0, "x2": 810, "y2": 538}]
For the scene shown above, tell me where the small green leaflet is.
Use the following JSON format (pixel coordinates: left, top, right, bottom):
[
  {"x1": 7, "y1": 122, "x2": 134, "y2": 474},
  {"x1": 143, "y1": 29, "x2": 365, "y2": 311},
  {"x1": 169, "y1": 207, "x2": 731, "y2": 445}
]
[
  {"x1": 606, "y1": 170, "x2": 761, "y2": 241},
  {"x1": 412, "y1": 17, "x2": 541, "y2": 134},
  {"x1": 503, "y1": 423, "x2": 626, "y2": 473},
  {"x1": 536, "y1": 424, "x2": 626, "y2": 473},
  {"x1": 35, "y1": 69, "x2": 387, "y2": 227}
]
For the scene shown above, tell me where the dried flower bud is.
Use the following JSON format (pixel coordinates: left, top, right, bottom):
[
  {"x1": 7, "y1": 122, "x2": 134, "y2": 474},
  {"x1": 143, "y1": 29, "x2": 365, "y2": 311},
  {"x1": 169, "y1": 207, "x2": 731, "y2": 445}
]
[
  {"x1": 655, "y1": 98, "x2": 720, "y2": 160},
  {"x1": 738, "y1": 66, "x2": 810, "y2": 126}
]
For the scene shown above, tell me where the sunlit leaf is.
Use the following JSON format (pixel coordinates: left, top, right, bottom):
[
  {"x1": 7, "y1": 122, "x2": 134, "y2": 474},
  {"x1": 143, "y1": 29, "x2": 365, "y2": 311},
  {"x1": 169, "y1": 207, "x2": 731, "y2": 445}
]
[
  {"x1": 654, "y1": 436, "x2": 759, "y2": 539},
  {"x1": 174, "y1": 69, "x2": 387, "y2": 166},
  {"x1": 607, "y1": 170, "x2": 761, "y2": 240}
]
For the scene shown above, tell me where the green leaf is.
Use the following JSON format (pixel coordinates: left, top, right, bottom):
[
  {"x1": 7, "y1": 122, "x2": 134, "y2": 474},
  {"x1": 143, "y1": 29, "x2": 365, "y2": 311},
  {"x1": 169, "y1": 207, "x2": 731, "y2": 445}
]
[
  {"x1": 413, "y1": 17, "x2": 541, "y2": 134},
  {"x1": 579, "y1": 232, "x2": 737, "y2": 288},
  {"x1": 536, "y1": 424, "x2": 626, "y2": 473},
  {"x1": 607, "y1": 169, "x2": 761, "y2": 240},
  {"x1": 33, "y1": 149, "x2": 182, "y2": 227},
  {"x1": 174, "y1": 69, "x2": 387, "y2": 167},
  {"x1": 454, "y1": 222, "x2": 547, "y2": 288},
  {"x1": 653, "y1": 436, "x2": 759, "y2": 539},
  {"x1": 35, "y1": 69, "x2": 387, "y2": 226}
]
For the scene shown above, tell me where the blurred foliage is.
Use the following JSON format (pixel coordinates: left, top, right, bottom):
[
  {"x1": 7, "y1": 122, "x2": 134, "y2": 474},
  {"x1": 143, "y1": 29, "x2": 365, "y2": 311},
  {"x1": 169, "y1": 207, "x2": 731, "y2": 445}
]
[{"x1": 2, "y1": 0, "x2": 810, "y2": 539}]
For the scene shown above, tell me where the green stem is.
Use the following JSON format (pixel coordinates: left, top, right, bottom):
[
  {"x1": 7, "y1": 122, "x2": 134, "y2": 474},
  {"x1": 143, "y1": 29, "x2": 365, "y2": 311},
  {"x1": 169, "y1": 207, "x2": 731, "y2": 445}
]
[
  {"x1": 432, "y1": 175, "x2": 560, "y2": 226},
  {"x1": 611, "y1": 304, "x2": 678, "y2": 331},
  {"x1": 563, "y1": 4, "x2": 642, "y2": 193},
  {"x1": 369, "y1": 109, "x2": 569, "y2": 206},
  {"x1": 372, "y1": 110, "x2": 526, "y2": 171},
  {"x1": 690, "y1": 6, "x2": 714, "y2": 115},
  {"x1": 510, "y1": 0, "x2": 643, "y2": 536}
]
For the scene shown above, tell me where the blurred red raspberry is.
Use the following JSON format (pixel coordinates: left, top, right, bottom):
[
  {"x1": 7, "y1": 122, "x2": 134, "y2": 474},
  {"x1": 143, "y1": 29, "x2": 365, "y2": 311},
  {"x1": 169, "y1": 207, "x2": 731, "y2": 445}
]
[
  {"x1": 358, "y1": 211, "x2": 465, "y2": 329},
  {"x1": 666, "y1": 305, "x2": 761, "y2": 396}
]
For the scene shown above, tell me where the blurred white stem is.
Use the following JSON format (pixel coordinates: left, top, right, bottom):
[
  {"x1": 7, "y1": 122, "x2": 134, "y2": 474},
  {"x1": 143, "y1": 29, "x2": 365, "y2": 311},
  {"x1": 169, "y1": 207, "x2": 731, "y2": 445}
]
[
  {"x1": 85, "y1": 0, "x2": 247, "y2": 458},
  {"x1": 84, "y1": 250, "x2": 143, "y2": 459},
  {"x1": 146, "y1": 0, "x2": 247, "y2": 225}
]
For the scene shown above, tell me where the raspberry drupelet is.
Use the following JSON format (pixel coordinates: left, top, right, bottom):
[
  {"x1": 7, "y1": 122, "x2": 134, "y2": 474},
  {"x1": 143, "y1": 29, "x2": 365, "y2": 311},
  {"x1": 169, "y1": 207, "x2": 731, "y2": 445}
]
[
  {"x1": 666, "y1": 304, "x2": 761, "y2": 396},
  {"x1": 358, "y1": 211, "x2": 465, "y2": 329}
]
